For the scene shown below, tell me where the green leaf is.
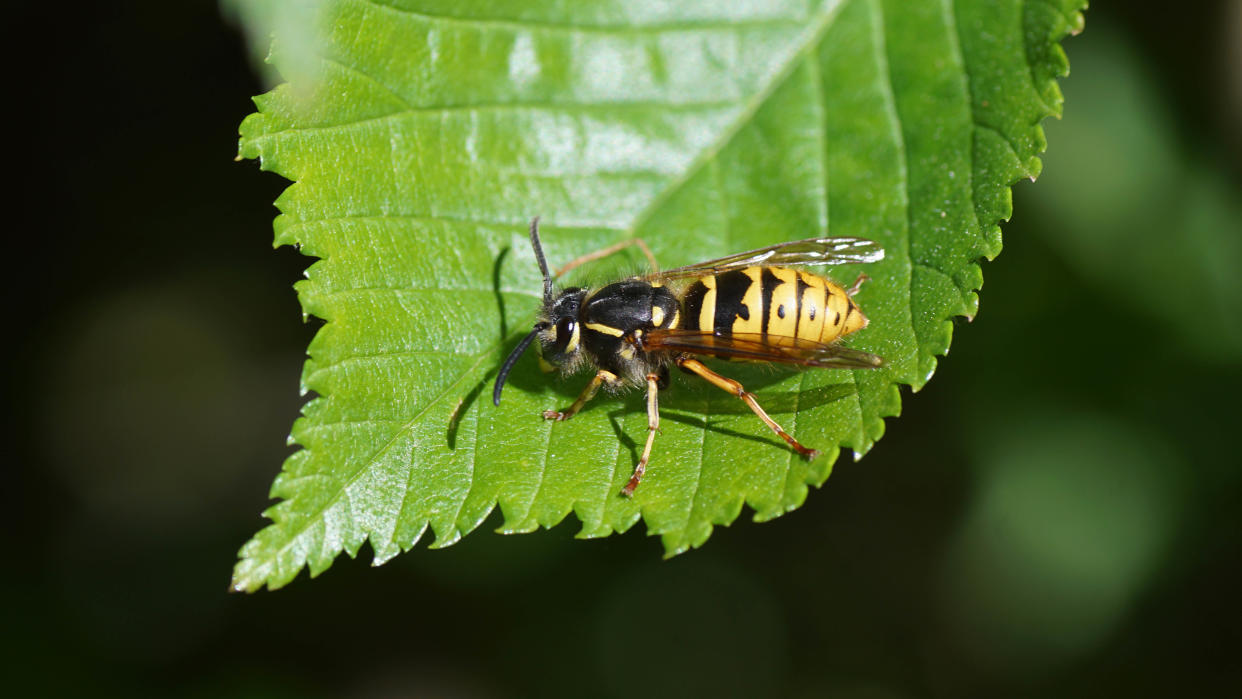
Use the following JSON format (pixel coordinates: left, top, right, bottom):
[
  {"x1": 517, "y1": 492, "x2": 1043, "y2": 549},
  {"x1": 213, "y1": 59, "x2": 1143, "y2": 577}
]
[{"x1": 233, "y1": 0, "x2": 1085, "y2": 591}]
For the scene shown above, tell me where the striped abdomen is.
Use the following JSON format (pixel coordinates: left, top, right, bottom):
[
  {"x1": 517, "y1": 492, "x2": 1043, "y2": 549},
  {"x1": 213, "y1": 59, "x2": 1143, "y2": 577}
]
[{"x1": 681, "y1": 266, "x2": 866, "y2": 344}]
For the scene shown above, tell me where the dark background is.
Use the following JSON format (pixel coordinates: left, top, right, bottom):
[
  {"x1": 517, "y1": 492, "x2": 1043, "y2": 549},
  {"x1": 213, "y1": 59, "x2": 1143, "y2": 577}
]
[{"x1": 8, "y1": 2, "x2": 1240, "y2": 696}]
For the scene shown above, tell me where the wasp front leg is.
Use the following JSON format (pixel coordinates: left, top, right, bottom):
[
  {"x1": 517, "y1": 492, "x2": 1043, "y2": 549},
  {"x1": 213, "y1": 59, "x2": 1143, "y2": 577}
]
[
  {"x1": 542, "y1": 369, "x2": 621, "y2": 421},
  {"x1": 621, "y1": 372, "x2": 662, "y2": 497}
]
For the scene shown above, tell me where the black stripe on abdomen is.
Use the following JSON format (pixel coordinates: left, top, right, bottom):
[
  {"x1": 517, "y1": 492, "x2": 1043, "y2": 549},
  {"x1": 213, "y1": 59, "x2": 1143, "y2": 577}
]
[
  {"x1": 682, "y1": 280, "x2": 708, "y2": 331},
  {"x1": 760, "y1": 268, "x2": 781, "y2": 338},
  {"x1": 713, "y1": 270, "x2": 751, "y2": 337}
]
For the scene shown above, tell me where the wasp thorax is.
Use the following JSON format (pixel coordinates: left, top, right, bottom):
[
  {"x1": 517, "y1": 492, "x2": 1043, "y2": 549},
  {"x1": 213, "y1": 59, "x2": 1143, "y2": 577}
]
[{"x1": 536, "y1": 287, "x2": 586, "y2": 371}]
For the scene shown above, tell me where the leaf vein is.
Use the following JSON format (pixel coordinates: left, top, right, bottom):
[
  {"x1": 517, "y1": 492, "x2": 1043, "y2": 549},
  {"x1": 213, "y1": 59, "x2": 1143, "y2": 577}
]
[
  {"x1": 245, "y1": 99, "x2": 744, "y2": 147},
  {"x1": 310, "y1": 347, "x2": 485, "y2": 373},
  {"x1": 689, "y1": 392, "x2": 709, "y2": 545},
  {"x1": 442, "y1": 393, "x2": 480, "y2": 543},
  {"x1": 318, "y1": 53, "x2": 413, "y2": 110},
  {"x1": 1018, "y1": 0, "x2": 1057, "y2": 115},
  {"x1": 300, "y1": 417, "x2": 406, "y2": 431},
  {"x1": 524, "y1": 408, "x2": 557, "y2": 527},
  {"x1": 942, "y1": 0, "x2": 984, "y2": 244},
  {"x1": 805, "y1": 50, "x2": 830, "y2": 235},
  {"x1": 871, "y1": 0, "x2": 919, "y2": 372},
  {"x1": 361, "y1": 0, "x2": 807, "y2": 34},
  {"x1": 318, "y1": 286, "x2": 536, "y2": 300},
  {"x1": 974, "y1": 120, "x2": 1025, "y2": 172},
  {"x1": 279, "y1": 212, "x2": 626, "y2": 240}
]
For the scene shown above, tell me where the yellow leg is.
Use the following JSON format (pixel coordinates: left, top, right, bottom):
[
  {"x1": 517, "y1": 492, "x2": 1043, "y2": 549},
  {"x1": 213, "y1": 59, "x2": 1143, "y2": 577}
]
[
  {"x1": 544, "y1": 370, "x2": 619, "y2": 421},
  {"x1": 556, "y1": 237, "x2": 659, "y2": 278},
  {"x1": 543, "y1": 369, "x2": 619, "y2": 421},
  {"x1": 845, "y1": 273, "x2": 870, "y2": 297},
  {"x1": 676, "y1": 356, "x2": 820, "y2": 459},
  {"x1": 621, "y1": 373, "x2": 662, "y2": 497}
]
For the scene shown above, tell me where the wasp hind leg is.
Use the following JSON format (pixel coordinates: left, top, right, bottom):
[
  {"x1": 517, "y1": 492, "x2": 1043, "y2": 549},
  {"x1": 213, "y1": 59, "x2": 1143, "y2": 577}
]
[
  {"x1": 620, "y1": 372, "x2": 662, "y2": 497},
  {"x1": 555, "y1": 237, "x2": 660, "y2": 278},
  {"x1": 675, "y1": 356, "x2": 820, "y2": 460},
  {"x1": 845, "y1": 273, "x2": 871, "y2": 297},
  {"x1": 543, "y1": 369, "x2": 620, "y2": 421}
]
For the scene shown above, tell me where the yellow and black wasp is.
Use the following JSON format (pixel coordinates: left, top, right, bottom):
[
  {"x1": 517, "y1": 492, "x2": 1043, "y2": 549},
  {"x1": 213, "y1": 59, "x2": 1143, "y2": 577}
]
[{"x1": 493, "y1": 218, "x2": 885, "y2": 496}]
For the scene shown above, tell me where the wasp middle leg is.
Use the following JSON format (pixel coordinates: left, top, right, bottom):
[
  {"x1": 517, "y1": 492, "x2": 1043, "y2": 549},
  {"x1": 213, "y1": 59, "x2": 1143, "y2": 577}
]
[
  {"x1": 620, "y1": 372, "x2": 662, "y2": 497},
  {"x1": 676, "y1": 356, "x2": 820, "y2": 459}
]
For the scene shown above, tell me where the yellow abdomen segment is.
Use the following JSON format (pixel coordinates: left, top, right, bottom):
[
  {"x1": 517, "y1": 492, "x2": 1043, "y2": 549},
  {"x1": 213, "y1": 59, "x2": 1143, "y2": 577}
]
[{"x1": 681, "y1": 266, "x2": 868, "y2": 343}]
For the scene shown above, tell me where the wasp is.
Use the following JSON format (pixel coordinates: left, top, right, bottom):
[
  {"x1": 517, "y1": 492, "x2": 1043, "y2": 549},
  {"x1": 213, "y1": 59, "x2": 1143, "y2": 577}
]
[{"x1": 493, "y1": 218, "x2": 885, "y2": 497}]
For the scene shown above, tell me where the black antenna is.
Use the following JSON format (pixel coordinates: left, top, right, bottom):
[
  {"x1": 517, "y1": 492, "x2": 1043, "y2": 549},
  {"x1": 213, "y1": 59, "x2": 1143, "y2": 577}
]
[
  {"x1": 529, "y1": 216, "x2": 553, "y2": 302},
  {"x1": 492, "y1": 323, "x2": 547, "y2": 406},
  {"x1": 493, "y1": 217, "x2": 554, "y2": 406}
]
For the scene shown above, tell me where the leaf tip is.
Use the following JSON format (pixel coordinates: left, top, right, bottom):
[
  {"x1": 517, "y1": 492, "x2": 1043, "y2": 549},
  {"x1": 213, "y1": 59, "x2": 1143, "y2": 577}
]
[{"x1": 229, "y1": 560, "x2": 267, "y2": 594}]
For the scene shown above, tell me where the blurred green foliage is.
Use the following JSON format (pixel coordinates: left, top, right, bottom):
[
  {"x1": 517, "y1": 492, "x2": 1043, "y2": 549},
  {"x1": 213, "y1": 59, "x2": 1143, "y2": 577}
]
[
  {"x1": 8, "y1": 1, "x2": 1241, "y2": 697},
  {"x1": 1030, "y1": 31, "x2": 1242, "y2": 360}
]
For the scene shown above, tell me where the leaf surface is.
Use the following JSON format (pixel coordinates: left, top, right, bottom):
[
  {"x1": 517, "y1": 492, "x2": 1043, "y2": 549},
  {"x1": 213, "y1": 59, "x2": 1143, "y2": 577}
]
[{"x1": 234, "y1": 0, "x2": 1085, "y2": 591}]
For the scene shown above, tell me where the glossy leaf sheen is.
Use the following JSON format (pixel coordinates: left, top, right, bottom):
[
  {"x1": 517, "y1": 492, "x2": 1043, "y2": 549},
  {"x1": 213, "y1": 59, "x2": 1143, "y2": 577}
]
[{"x1": 234, "y1": 0, "x2": 1085, "y2": 591}]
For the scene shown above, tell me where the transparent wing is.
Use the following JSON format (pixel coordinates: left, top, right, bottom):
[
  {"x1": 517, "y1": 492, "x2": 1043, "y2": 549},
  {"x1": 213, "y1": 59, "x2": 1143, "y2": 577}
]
[
  {"x1": 643, "y1": 329, "x2": 884, "y2": 369},
  {"x1": 646, "y1": 237, "x2": 884, "y2": 282}
]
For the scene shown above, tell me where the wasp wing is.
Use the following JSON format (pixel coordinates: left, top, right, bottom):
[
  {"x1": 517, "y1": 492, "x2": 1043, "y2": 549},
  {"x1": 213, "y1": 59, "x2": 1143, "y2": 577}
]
[
  {"x1": 646, "y1": 237, "x2": 884, "y2": 282},
  {"x1": 643, "y1": 329, "x2": 884, "y2": 369}
]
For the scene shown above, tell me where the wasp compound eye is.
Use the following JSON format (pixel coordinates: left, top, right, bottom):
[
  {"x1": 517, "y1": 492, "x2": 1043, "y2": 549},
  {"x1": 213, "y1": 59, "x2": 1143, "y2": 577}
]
[{"x1": 555, "y1": 317, "x2": 576, "y2": 350}]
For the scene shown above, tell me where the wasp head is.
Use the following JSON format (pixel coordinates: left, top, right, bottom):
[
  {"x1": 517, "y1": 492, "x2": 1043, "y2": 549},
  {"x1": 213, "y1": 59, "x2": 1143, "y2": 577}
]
[
  {"x1": 534, "y1": 287, "x2": 587, "y2": 373},
  {"x1": 493, "y1": 217, "x2": 586, "y2": 406}
]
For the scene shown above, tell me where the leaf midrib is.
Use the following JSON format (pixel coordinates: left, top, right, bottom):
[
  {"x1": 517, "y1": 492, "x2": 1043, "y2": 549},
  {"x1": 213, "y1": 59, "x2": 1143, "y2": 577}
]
[
  {"x1": 363, "y1": 0, "x2": 809, "y2": 34},
  {"x1": 249, "y1": 99, "x2": 749, "y2": 145}
]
